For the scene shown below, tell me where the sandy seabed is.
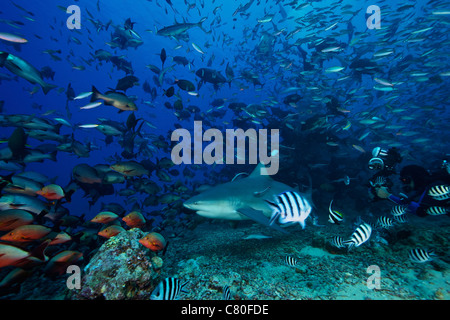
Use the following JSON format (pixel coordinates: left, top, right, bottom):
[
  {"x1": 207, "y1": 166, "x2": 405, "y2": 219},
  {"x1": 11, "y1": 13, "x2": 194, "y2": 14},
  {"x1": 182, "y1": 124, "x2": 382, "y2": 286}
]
[{"x1": 162, "y1": 215, "x2": 450, "y2": 300}]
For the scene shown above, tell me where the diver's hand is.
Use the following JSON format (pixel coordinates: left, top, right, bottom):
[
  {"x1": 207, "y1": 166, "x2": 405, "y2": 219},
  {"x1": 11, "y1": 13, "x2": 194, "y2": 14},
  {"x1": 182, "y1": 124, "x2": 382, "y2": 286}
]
[{"x1": 375, "y1": 186, "x2": 391, "y2": 199}]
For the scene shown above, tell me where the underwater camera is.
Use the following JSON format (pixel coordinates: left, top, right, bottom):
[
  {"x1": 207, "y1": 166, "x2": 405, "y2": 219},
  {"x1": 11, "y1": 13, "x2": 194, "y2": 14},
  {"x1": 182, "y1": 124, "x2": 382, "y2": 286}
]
[{"x1": 368, "y1": 147, "x2": 402, "y2": 173}]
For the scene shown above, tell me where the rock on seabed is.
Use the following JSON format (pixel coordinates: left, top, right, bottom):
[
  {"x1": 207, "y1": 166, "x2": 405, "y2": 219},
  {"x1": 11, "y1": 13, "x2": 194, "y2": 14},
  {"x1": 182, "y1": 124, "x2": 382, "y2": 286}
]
[{"x1": 73, "y1": 228, "x2": 163, "y2": 300}]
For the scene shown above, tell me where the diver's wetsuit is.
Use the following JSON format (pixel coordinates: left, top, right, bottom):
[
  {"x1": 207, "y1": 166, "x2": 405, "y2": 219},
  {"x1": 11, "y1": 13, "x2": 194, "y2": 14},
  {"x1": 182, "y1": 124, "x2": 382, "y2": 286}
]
[{"x1": 388, "y1": 180, "x2": 450, "y2": 217}]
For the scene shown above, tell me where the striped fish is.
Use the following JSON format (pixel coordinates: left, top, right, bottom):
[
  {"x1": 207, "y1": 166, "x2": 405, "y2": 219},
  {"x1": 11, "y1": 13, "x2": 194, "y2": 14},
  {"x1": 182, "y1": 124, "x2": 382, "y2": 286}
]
[
  {"x1": 329, "y1": 236, "x2": 346, "y2": 248},
  {"x1": 222, "y1": 285, "x2": 232, "y2": 300},
  {"x1": 344, "y1": 223, "x2": 372, "y2": 248},
  {"x1": 150, "y1": 277, "x2": 189, "y2": 300},
  {"x1": 284, "y1": 255, "x2": 299, "y2": 267},
  {"x1": 409, "y1": 248, "x2": 435, "y2": 263},
  {"x1": 392, "y1": 214, "x2": 408, "y2": 223},
  {"x1": 266, "y1": 191, "x2": 312, "y2": 229},
  {"x1": 426, "y1": 206, "x2": 448, "y2": 215},
  {"x1": 377, "y1": 216, "x2": 395, "y2": 229},
  {"x1": 427, "y1": 185, "x2": 450, "y2": 200},
  {"x1": 391, "y1": 205, "x2": 407, "y2": 216},
  {"x1": 328, "y1": 200, "x2": 344, "y2": 224}
]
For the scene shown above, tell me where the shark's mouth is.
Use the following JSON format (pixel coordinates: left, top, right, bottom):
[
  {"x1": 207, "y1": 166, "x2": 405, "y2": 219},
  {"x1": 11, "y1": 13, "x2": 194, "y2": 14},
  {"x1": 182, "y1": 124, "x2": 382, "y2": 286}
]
[
  {"x1": 195, "y1": 210, "x2": 212, "y2": 216},
  {"x1": 195, "y1": 210, "x2": 246, "y2": 221}
]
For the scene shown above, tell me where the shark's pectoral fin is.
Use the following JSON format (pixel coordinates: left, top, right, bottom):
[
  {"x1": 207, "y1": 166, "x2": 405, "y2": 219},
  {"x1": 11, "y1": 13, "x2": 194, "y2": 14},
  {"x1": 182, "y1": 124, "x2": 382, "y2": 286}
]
[
  {"x1": 268, "y1": 212, "x2": 280, "y2": 226},
  {"x1": 236, "y1": 207, "x2": 289, "y2": 234}
]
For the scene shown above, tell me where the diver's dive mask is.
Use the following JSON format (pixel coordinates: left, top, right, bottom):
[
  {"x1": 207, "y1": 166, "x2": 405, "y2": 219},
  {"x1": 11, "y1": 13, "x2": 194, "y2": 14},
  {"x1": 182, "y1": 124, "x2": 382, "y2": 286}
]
[
  {"x1": 368, "y1": 157, "x2": 384, "y2": 170},
  {"x1": 400, "y1": 176, "x2": 413, "y2": 192},
  {"x1": 368, "y1": 147, "x2": 389, "y2": 170}
]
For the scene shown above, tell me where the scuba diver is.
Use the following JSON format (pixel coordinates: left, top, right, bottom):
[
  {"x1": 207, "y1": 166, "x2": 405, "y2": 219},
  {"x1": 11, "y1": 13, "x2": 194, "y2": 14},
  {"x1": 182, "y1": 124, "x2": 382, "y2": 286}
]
[
  {"x1": 374, "y1": 161, "x2": 450, "y2": 217},
  {"x1": 367, "y1": 146, "x2": 403, "y2": 201}
]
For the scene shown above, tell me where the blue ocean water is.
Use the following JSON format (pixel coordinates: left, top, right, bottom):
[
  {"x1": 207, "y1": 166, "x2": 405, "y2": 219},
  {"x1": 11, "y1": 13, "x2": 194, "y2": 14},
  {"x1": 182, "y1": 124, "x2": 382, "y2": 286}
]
[{"x1": 0, "y1": 0, "x2": 449, "y2": 300}]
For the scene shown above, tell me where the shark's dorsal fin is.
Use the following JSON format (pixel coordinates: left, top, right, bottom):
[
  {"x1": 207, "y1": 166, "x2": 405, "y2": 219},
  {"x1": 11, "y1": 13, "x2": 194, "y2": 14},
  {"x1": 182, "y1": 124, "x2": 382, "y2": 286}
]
[{"x1": 248, "y1": 163, "x2": 271, "y2": 179}]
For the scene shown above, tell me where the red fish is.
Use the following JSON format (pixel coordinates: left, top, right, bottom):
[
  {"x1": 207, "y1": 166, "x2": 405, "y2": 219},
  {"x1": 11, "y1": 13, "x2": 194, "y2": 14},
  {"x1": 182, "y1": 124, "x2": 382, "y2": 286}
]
[
  {"x1": 0, "y1": 209, "x2": 34, "y2": 231},
  {"x1": 49, "y1": 232, "x2": 72, "y2": 245},
  {"x1": 36, "y1": 184, "x2": 65, "y2": 200},
  {"x1": 0, "y1": 240, "x2": 49, "y2": 268},
  {"x1": 0, "y1": 224, "x2": 51, "y2": 242},
  {"x1": 0, "y1": 243, "x2": 30, "y2": 268},
  {"x1": 0, "y1": 268, "x2": 30, "y2": 288},
  {"x1": 44, "y1": 250, "x2": 83, "y2": 276},
  {"x1": 90, "y1": 211, "x2": 119, "y2": 224},
  {"x1": 122, "y1": 211, "x2": 146, "y2": 228},
  {"x1": 139, "y1": 232, "x2": 166, "y2": 252},
  {"x1": 98, "y1": 225, "x2": 125, "y2": 239}
]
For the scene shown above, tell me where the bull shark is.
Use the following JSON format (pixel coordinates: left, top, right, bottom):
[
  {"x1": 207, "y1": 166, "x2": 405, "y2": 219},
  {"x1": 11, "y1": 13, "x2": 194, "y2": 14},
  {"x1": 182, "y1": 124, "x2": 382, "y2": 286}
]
[{"x1": 183, "y1": 163, "x2": 313, "y2": 234}]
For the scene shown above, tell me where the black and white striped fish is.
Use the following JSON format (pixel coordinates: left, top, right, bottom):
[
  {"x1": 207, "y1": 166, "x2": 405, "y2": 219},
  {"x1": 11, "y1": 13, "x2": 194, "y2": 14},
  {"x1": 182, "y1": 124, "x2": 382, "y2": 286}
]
[
  {"x1": 409, "y1": 248, "x2": 435, "y2": 263},
  {"x1": 426, "y1": 206, "x2": 449, "y2": 216},
  {"x1": 222, "y1": 285, "x2": 232, "y2": 300},
  {"x1": 150, "y1": 277, "x2": 189, "y2": 300},
  {"x1": 266, "y1": 191, "x2": 312, "y2": 229},
  {"x1": 427, "y1": 185, "x2": 450, "y2": 200},
  {"x1": 392, "y1": 214, "x2": 408, "y2": 223},
  {"x1": 344, "y1": 223, "x2": 372, "y2": 248},
  {"x1": 391, "y1": 205, "x2": 407, "y2": 216},
  {"x1": 328, "y1": 200, "x2": 344, "y2": 224},
  {"x1": 284, "y1": 255, "x2": 299, "y2": 267},
  {"x1": 377, "y1": 216, "x2": 395, "y2": 229},
  {"x1": 329, "y1": 236, "x2": 346, "y2": 249}
]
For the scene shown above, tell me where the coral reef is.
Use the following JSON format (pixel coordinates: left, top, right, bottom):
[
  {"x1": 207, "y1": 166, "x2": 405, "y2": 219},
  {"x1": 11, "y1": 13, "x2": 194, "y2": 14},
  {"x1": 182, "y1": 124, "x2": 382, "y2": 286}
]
[{"x1": 72, "y1": 228, "x2": 162, "y2": 300}]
